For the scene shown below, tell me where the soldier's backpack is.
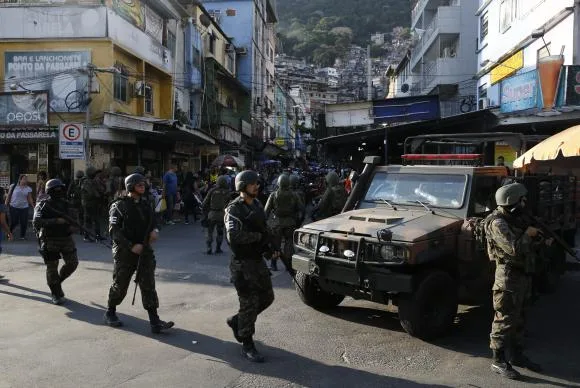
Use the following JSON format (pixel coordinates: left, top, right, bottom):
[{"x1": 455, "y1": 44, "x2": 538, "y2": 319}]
[
  {"x1": 210, "y1": 188, "x2": 230, "y2": 211},
  {"x1": 273, "y1": 190, "x2": 296, "y2": 217}
]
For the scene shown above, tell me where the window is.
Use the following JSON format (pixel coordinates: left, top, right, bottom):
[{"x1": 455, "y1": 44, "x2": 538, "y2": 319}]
[
  {"x1": 499, "y1": 0, "x2": 516, "y2": 33},
  {"x1": 114, "y1": 73, "x2": 129, "y2": 103},
  {"x1": 478, "y1": 83, "x2": 488, "y2": 100},
  {"x1": 145, "y1": 85, "x2": 153, "y2": 114},
  {"x1": 209, "y1": 33, "x2": 216, "y2": 55},
  {"x1": 480, "y1": 12, "x2": 488, "y2": 42},
  {"x1": 167, "y1": 31, "x2": 176, "y2": 56},
  {"x1": 518, "y1": 0, "x2": 543, "y2": 18}
]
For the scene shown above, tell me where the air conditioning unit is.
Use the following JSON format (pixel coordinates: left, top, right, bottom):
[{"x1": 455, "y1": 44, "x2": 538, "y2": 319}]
[
  {"x1": 134, "y1": 81, "x2": 145, "y2": 97},
  {"x1": 478, "y1": 97, "x2": 490, "y2": 109},
  {"x1": 225, "y1": 43, "x2": 235, "y2": 52},
  {"x1": 236, "y1": 47, "x2": 248, "y2": 56}
]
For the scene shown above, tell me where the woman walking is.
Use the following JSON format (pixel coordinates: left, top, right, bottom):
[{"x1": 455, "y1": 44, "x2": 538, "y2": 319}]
[{"x1": 5, "y1": 174, "x2": 34, "y2": 240}]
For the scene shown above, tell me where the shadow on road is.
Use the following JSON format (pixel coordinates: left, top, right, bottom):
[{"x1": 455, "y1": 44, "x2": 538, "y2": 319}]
[{"x1": 322, "y1": 305, "x2": 404, "y2": 333}]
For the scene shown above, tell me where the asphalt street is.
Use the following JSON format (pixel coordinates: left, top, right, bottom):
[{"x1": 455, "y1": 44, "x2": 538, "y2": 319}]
[{"x1": 0, "y1": 222, "x2": 579, "y2": 388}]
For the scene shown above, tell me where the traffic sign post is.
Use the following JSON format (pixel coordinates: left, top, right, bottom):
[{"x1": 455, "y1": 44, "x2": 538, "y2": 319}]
[{"x1": 59, "y1": 123, "x2": 85, "y2": 160}]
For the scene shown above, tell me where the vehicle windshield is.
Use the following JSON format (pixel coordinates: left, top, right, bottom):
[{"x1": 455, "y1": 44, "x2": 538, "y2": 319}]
[{"x1": 364, "y1": 172, "x2": 467, "y2": 209}]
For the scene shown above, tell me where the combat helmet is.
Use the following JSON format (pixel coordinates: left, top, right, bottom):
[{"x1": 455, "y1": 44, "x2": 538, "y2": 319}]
[
  {"x1": 125, "y1": 173, "x2": 146, "y2": 192},
  {"x1": 277, "y1": 174, "x2": 290, "y2": 190},
  {"x1": 325, "y1": 171, "x2": 339, "y2": 186},
  {"x1": 495, "y1": 183, "x2": 528, "y2": 207},
  {"x1": 75, "y1": 170, "x2": 85, "y2": 179},
  {"x1": 45, "y1": 179, "x2": 66, "y2": 197},
  {"x1": 235, "y1": 170, "x2": 258, "y2": 192},
  {"x1": 110, "y1": 166, "x2": 122, "y2": 177},
  {"x1": 289, "y1": 174, "x2": 300, "y2": 189},
  {"x1": 86, "y1": 166, "x2": 97, "y2": 178},
  {"x1": 217, "y1": 175, "x2": 229, "y2": 189},
  {"x1": 134, "y1": 166, "x2": 146, "y2": 175}
]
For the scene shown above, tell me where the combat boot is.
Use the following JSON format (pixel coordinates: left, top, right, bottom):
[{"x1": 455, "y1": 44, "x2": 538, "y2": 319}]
[
  {"x1": 491, "y1": 350, "x2": 521, "y2": 380},
  {"x1": 104, "y1": 310, "x2": 123, "y2": 327},
  {"x1": 50, "y1": 284, "x2": 66, "y2": 305},
  {"x1": 511, "y1": 348, "x2": 542, "y2": 372},
  {"x1": 226, "y1": 315, "x2": 243, "y2": 343},
  {"x1": 241, "y1": 338, "x2": 265, "y2": 363},
  {"x1": 150, "y1": 320, "x2": 175, "y2": 334}
]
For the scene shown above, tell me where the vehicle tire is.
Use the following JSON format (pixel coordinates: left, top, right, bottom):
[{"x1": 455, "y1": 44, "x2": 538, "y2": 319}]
[
  {"x1": 295, "y1": 271, "x2": 345, "y2": 309},
  {"x1": 398, "y1": 270, "x2": 458, "y2": 340}
]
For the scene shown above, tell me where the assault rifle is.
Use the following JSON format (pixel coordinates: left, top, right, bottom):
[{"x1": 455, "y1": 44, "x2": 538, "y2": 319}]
[{"x1": 522, "y1": 212, "x2": 579, "y2": 262}]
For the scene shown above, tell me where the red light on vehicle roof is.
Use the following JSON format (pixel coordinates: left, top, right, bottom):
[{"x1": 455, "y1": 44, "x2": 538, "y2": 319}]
[{"x1": 402, "y1": 154, "x2": 483, "y2": 160}]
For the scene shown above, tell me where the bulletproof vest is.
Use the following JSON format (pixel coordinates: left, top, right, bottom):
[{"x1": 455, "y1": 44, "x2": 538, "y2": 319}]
[
  {"x1": 115, "y1": 197, "x2": 154, "y2": 244},
  {"x1": 330, "y1": 185, "x2": 348, "y2": 213},
  {"x1": 36, "y1": 199, "x2": 71, "y2": 238},
  {"x1": 273, "y1": 189, "x2": 296, "y2": 218},
  {"x1": 210, "y1": 188, "x2": 230, "y2": 211},
  {"x1": 228, "y1": 199, "x2": 266, "y2": 260}
]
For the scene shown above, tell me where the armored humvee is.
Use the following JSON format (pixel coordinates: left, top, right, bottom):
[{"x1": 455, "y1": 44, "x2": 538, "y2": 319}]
[{"x1": 292, "y1": 134, "x2": 576, "y2": 339}]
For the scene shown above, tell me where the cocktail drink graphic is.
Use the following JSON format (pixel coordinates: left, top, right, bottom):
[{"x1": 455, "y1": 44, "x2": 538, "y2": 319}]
[{"x1": 537, "y1": 54, "x2": 564, "y2": 116}]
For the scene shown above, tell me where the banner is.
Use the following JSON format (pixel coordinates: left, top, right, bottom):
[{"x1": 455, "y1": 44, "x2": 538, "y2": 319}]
[
  {"x1": 500, "y1": 70, "x2": 539, "y2": 113},
  {"x1": 0, "y1": 91, "x2": 48, "y2": 127},
  {"x1": 4, "y1": 51, "x2": 91, "y2": 113}
]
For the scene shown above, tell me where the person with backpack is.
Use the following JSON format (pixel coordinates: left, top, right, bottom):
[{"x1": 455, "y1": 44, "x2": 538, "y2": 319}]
[
  {"x1": 201, "y1": 175, "x2": 230, "y2": 254},
  {"x1": 313, "y1": 171, "x2": 347, "y2": 220},
  {"x1": 5, "y1": 174, "x2": 34, "y2": 240},
  {"x1": 264, "y1": 174, "x2": 304, "y2": 271},
  {"x1": 484, "y1": 183, "x2": 552, "y2": 380}
]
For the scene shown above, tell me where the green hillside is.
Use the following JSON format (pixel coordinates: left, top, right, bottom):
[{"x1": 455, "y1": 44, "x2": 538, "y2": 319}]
[{"x1": 277, "y1": 0, "x2": 411, "y2": 65}]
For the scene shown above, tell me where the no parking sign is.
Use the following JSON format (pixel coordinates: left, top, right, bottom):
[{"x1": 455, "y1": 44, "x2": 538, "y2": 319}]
[{"x1": 59, "y1": 123, "x2": 85, "y2": 160}]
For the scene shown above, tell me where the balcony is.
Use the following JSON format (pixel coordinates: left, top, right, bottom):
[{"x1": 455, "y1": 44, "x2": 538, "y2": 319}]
[
  {"x1": 412, "y1": 0, "x2": 461, "y2": 27},
  {"x1": 420, "y1": 57, "x2": 466, "y2": 92},
  {"x1": 410, "y1": 5, "x2": 461, "y2": 67},
  {"x1": 219, "y1": 106, "x2": 242, "y2": 131}
]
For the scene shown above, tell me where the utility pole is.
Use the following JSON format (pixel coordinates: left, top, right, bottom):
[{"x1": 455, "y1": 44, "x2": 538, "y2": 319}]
[
  {"x1": 85, "y1": 64, "x2": 95, "y2": 167},
  {"x1": 367, "y1": 45, "x2": 372, "y2": 101},
  {"x1": 574, "y1": 0, "x2": 580, "y2": 64}
]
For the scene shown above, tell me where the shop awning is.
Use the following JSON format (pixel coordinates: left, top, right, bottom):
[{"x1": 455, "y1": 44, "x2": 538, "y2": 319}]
[{"x1": 513, "y1": 125, "x2": 580, "y2": 168}]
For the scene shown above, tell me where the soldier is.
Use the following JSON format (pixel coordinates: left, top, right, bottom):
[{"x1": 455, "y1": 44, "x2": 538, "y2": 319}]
[
  {"x1": 290, "y1": 174, "x2": 306, "y2": 225},
  {"x1": 201, "y1": 175, "x2": 230, "y2": 254},
  {"x1": 484, "y1": 183, "x2": 549, "y2": 379},
  {"x1": 265, "y1": 174, "x2": 304, "y2": 271},
  {"x1": 32, "y1": 179, "x2": 79, "y2": 305},
  {"x1": 81, "y1": 167, "x2": 104, "y2": 242},
  {"x1": 107, "y1": 166, "x2": 125, "y2": 203},
  {"x1": 104, "y1": 173, "x2": 174, "y2": 334},
  {"x1": 224, "y1": 170, "x2": 275, "y2": 362},
  {"x1": 67, "y1": 170, "x2": 85, "y2": 226},
  {"x1": 314, "y1": 171, "x2": 348, "y2": 220}
]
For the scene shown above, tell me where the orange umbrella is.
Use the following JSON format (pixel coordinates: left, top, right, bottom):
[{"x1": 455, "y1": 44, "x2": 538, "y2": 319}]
[{"x1": 513, "y1": 125, "x2": 580, "y2": 168}]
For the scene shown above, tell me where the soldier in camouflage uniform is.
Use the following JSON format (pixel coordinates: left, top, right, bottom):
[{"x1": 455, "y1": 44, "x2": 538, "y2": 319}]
[
  {"x1": 314, "y1": 171, "x2": 348, "y2": 220},
  {"x1": 81, "y1": 167, "x2": 104, "y2": 242},
  {"x1": 107, "y1": 166, "x2": 125, "y2": 203},
  {"x1": 225, "y1": 170, "x2": 275, "y2": 363},
  {"x1": 67, "y1": 170, "x2": 85, "y2": 226},
  {"x1": 104, "y1": 173, "x2": 174, "y2": 333},
  {"x1": 265, "y1": 174, "x2": 304, "y2": 271},
  {"x1": 290, "y1": 174, "x2": 305, "y2": 224},
  {"x1": 201, "y1": 175, "x2": 230, "y2": 254},
  {"x1": 33, "y1": 179, "x2": 79, "y2": 305},
  {"x1": 484, "y1": 183, "x2": 550, "y2": 379}
]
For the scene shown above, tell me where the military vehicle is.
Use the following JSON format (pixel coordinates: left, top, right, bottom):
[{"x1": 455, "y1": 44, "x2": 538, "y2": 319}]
[{"x1": 292, "y1": 133, "x2": 577, "y2": 339}]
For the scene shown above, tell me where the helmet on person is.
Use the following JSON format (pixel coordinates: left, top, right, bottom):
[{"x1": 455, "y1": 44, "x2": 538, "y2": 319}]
[
  {"x1": 235, "y1": 170, "x2": 258, "y2": 192},
  {"x1": 45, "y1": 179, "x2": 66, "y2": 196},
  {"x1": 75, "y1": 170, "x2": 85, "y2": 179},
  {"x1": 134, "y1": 166, "x2": 145, "y2": 175},
  {"x1": 86, "y1": 166, "x2": 97, "y2": 178},
  {"x1": 217, "y1": 175, "x2": 229, "y2": 189},
  {"x1": 125, "y1": 173, "x2": 146, "y2": 192},
  {"x1": 110, "y1": 166, "x2": 122, "y2": 177},
  {"x1": 277, "y1": 174, "x2": 290, "y2": 190},
  {"x1": 289, "y1": 174, "x2": 300, "y2": 189},
  {"x1": 495, "y1": 183, "x2": 528, "y2": 207},
  {"x1": 325, "y1": 171, "x2": 339, "y2": 186}
]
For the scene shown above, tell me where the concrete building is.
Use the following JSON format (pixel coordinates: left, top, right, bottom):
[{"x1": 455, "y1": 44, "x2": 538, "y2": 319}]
[
  {"x1": 401, "y1": 0, "x2": 479, "y2": 116},
  {"x1": 201, "y1": 0, "x2": 278, "y2": 144},
  {"x1": 0, "y1": 0, "x2": 218, "y2": 184}
]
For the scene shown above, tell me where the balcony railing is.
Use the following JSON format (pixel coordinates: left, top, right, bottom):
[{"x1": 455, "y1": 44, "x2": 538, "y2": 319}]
[{"x1": 410, "y1": 6, "x2": 461, "y2": 66}]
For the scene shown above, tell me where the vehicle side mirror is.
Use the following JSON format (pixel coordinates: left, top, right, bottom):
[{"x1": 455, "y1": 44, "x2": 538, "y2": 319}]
[{"x1": 363, "y1": 156, "x2": 381, "y2": 165}]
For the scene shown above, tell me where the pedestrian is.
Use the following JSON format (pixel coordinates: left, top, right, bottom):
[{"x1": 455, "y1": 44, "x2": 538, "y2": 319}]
[
  {"x1": 81, "y1": 167, "x2": 104, "y2": 242},
  {"x1": 313, "y1": 171, "x2": 347, "y2": 220},
  {"x1": 36, "y1": 171, "x2": 49, "y2": 202},
  {"x1": 32, "y1": 179, "x2": 79, "y2": 305},
  {"x1": 107, "y1": 166, "x2": 125, "y2": 202},
  {"x1": 484, "y1": 183, "x2": 549, "y2": 380},
  {"x1": 0, "y1": 187, "x2": 14, "y2": 280},
  {"x1": 163, "y1": 165, "x2": 178, "y2": 225},
  {"x1": 104, "y1": 173, "x2": 174, "y2": 333},
  {"x1": 264, "y1": 174, "x2": 304, "y2": 271},
  {"x1": 224, "y1": 170, "x2": 275, "y2": 362},
  {"x1": 201, "y1": 175, "x2": 230, "y2": 254},
  {"x1": 5, "y1": 174, "x2": 34, "y2": 240}
]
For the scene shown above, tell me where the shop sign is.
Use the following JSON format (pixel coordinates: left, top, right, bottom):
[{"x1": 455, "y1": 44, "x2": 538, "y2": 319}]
[
  {"x1": 59, "y1": 123, "x2": 85, "y2": 160},
  {"x1": 274, "y1": 138, "x2": 285, "y2": 146},
  {"x1": 491, "y1": 50, "x2": 524, "y2": 85},
  {"x1": 0, "y1": 128, "x2": 58, "y2": 143},
  {"x1": 0, "y1": 91, "x2": 48, "y2": 127},
  {"x1": 4, "y1": 51, "x2": 91, "y2": 113},
  {"x1": 564, "y1": 65, "x2": 580, "y2": 106},
  {"x1": 500, "y1": 70, "x2": 539, "y2": 113}
]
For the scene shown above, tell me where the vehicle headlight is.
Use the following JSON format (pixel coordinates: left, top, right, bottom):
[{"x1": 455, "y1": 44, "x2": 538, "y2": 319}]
[
  {"x1": 296, "y1": 232, "x2": 316, "y2": 250},
  {"x1": 378, "y1": 244, "x2": 409, "y2": 263}
]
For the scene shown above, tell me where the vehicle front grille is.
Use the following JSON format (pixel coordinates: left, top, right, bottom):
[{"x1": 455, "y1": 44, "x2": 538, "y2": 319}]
[{"x1": 318, "y1": 237, "x2": 359, "y2": 260}]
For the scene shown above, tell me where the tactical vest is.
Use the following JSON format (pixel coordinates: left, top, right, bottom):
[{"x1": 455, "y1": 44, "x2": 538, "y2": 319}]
[
  {"x1": 210, "y1": 188, "x2": 230, "y2": 211},
  {"x1": 35, "y1": 199, "x2": 71, "y2": 238},
  {"x1": 273, "y1": 190, "x2": 296, "y2": 218}
]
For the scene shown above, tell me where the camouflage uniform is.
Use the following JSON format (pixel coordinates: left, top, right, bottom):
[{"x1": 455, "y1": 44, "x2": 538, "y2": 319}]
[
  {"x1": 81, "y1": 167, "x2": 104, "y2": 239},
  {"x1": 316, "y1": 171, "x2": 347, "y2": 220},
  {"x1": 32, "y1": 193, "x2": 79, "y2": 302},
  {"x1": 107, "y1": 196, "x2": 159, "y2": 311},
  {"x1": 106, "y1": 167, "x2": 125, "y2": 203},
  {"x1": 290, "y1": 174, "x2": 306, "y2": 224},
  {"x1": 484, "y1": 207, "x2": 534, "y2": 352},
  {"x1": 265, "y1": 176, "x2": 304, "y2": 269},
  {"x1": 202, "y1": 176, "x2": 230, "y2": 253},
  {"x1": 225, "y1": 196, "x2": 275, "y2": 340},
  {"x1": 67, "y1": 171, "x2": 85, "y2": 225}
]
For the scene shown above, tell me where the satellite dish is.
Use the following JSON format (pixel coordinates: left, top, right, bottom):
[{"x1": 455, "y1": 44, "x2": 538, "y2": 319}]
[
  {"x1": 200, "y1": 14, "x2": 212, "y2": 28},
  {"x1": 401, "y1": 83, "x2": 410, "y2": 93}
]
